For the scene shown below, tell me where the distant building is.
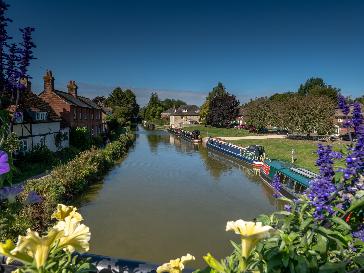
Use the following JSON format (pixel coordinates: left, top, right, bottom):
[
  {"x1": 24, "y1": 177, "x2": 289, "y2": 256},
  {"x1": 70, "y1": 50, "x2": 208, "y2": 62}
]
[
  {"x1": 169, "y1": 105, "x2": 200, "y2": 128},
  {"x1": 39, "y1": 70, "x2": 103, "y2": 135},
  {"x1": 235, "y1": 107, "x2": 246, "y2": 125},
  {"x1": 9, "y1": 80, "x2": 69, "y2": 153},
  {"x1": 161, "y1": 108, "x2": 175, "y2": 120},
  {"x1": 334, "y1": 104, "x2": 364, "y2": 135},
  {"x1": 101, "y1": 106, "x2": 112, "y2": 132}
]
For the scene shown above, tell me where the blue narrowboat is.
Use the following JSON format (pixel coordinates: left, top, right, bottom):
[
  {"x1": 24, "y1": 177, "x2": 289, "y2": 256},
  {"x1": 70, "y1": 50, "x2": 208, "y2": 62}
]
[
  {"x1": 206, "y1": 137, "x2": 265, "y2": 168},
  {"x1": 260, "y1": 159, "x2": 317, "y2": 197}
]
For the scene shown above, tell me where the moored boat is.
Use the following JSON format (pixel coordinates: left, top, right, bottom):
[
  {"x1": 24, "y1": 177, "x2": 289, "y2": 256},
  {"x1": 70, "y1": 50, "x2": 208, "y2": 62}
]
[
  {"x1": 168, "y1": 127, "x2": 201, "y2": 143},
  {"x1": 206, "y1": 137, "x2": 265, "y2": 167},
  {"x1": 260, "y1": 159, "x2": 317, "y2": 198}
]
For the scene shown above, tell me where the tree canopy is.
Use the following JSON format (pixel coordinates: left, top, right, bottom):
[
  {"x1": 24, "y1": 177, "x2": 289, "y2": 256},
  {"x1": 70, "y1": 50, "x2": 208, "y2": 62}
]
[
  {"x1": 205, "y1": 90, "x2": 239, "y2": 128},
  {"x1": 200, "y1": 82, "x2": 228, "y2": 122},
  {"x1": 298, "y1": 77, "x2": 339, "y2": 102},
  {"x1": 143, "y1": 92, "x2": 165, "y2": 121},
  {"x1": 105, "y1": 87, "x2": 139, "y2": 126}
]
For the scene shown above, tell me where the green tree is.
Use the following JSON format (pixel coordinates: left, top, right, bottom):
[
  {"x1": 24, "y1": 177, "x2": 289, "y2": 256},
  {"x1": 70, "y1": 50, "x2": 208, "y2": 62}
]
[
  {"x1": 144, "y1": 92, "x2": 164, "y2": 121},
  {"x1": 106, "y1": 87, "x2": 139, "y2": 126},
  {"x1": 200, "y1": 82, "x2": 228, "y2": 122},
  {"x1": 161, "y1": 98, "x2": 186, "y2": 110},
  {"x1": 298, "y1": 77, "x2": 339, "y2": 102},
  {"x1": 206, "y1": 93, "x2": 239, "y2": 128}
]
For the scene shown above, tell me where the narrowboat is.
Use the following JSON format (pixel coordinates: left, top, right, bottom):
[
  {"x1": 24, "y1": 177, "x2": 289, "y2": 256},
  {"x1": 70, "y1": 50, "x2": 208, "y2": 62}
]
[
  {"x1": 168, "y1": 127, "x2": 201, "y2": 143},
  {"x1": 260, "y1": 159, "x2": 317, "y2": 198},
  {"x1": 206, "y1": 137, "x2": 265, "y2": 168}
]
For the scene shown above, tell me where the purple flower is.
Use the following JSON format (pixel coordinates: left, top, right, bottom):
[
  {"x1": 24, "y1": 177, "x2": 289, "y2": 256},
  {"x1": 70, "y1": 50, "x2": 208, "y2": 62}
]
[
  {"x1": 307, "y1": 144, "x2": 338, "y2": 220},
  {"x1": 0, "y1": 150, "x2": 10, "y2": 175},
  {"x1": 284, "y1": 204, "x2": 291, "y2": 211},
  {"x1": 272, "y1": 174, "x2": 282, "y2": 198},
  {"x1": 24, "y1": 191, "x2": 42, "y2": 204},
  {"x1": 353, "y1": 226, "x2": 364, "y2": 242},
  {"x1": 0, "y1": 184, "x2": 24, "y2": 201},
  {"x1": 338, "y1": 95, "x2": 350, "y2": 116}
]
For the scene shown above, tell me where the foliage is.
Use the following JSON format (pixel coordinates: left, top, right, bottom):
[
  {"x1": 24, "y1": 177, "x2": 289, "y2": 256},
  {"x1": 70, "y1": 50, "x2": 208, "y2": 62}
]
[
  {"x1": 143, "y1": 92, "x2": 165, "y2": 121},
  {"x1": 106, "y1": 87, "x2": 139, "y2": 126},
  {"x1": 0, "y1": 204, "x2": 95, "y2": 273},
  {"x1": 20, "y1": 144, "x2": 56, "y2": 164},
  {"x1": 200, "y1": 82, "x2": 228, "y2": 122},
  {"x1": 92, "y1": 95, "x2": 106, "y2": 106},
  {"x1": 69, "y1": 127, "x2": 92, "y2": 151},
  {"x1": 298, "y1": 77, "x2": 339, "y2": 102},
  {"x1": 54, "y1": 131, "x2": 68, "y2": 151},
  {"x1": 184, "y1": 125, "x2": 253, "y2": 138},
  {"x1": 244, "y1": 94, "x2": 335, "y2": 134},
  {"x1": 206, "y1": 93, "x2": 240, "y2": 128},
  {"x1": 161, "y1": 98, "x2": 186, "y2": 110},
  {"x1": 0, "y1": 133, "x2": 135, "y2": 241}
]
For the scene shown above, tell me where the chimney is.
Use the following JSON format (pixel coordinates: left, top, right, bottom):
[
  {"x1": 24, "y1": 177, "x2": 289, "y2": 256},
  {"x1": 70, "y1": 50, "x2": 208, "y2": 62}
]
[
  {"x1": 43, "y1": 70, "x2": 54, "y2": 93},
  {"x1": 67, "y1": 80, "x2": 78, "y2": 97}
]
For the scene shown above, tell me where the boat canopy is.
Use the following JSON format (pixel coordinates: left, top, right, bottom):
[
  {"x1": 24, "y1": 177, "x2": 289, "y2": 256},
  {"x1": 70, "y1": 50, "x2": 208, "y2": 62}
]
[{"x1": 265, "y1": 160, "x2": 313, "y2": 187}]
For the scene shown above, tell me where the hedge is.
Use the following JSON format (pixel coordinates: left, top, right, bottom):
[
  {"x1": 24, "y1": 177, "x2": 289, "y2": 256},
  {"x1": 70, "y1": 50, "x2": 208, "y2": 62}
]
[{"x1": 0, "y1": 133, "x2": 135, "y2": 241}]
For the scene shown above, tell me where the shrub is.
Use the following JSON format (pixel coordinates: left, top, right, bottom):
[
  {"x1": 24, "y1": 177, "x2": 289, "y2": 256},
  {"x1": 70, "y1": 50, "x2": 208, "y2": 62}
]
[
  {"x1": 69, "y1": 127, "x2": 92, "y2": 151},
  {"x1": 0, "y1": 133, "x2": 134, "y2": 241}
]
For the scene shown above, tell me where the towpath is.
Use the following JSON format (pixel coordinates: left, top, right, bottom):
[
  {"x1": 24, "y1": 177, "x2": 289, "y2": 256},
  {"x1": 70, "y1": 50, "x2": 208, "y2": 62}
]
[{"x1": 216, "y1": 134, "x2": 287, "y2": 141}]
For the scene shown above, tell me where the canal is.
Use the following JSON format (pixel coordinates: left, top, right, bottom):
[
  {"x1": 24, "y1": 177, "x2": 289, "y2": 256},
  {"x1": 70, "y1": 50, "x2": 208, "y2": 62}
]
[{"x1": 79, "y1": 128, "x2": 277, "y2": 268}]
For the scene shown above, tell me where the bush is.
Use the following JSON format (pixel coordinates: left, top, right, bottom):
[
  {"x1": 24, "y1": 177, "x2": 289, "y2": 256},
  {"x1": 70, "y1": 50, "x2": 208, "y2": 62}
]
[
  {"x1": 69, "y1": 127, "x2": 92, "y2": 151},
  {"x1": 0, "y1": 133, "x2": 135, "y2": 241},
  {"x1": 20, "y1": 144, "x2": 56, "y2": 164}
]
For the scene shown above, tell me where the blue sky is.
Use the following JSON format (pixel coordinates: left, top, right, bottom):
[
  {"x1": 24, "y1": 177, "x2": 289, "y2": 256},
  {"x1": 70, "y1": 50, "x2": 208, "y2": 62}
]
[{"x1": 7, "y1": 0, "x2": 364, "y2": 105}]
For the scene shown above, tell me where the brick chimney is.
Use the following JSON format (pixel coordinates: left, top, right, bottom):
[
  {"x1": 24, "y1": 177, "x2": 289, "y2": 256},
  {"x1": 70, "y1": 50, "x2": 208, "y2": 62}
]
[
  {"x1": 67, "y1": 80, "x2": 78, "y2": 97},
  {"x1": 43, "y1": 70, "x2": 54, "y2": 93}
]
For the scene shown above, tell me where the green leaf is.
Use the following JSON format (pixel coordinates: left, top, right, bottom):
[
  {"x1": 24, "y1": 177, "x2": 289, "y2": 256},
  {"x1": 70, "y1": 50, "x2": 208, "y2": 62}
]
[
  {"x1": 346, "y1": 196, "x2": 364, "y2": 213},
  {"x1": 331, "y1": 216, "x2": 351, "y2": 231},
  {"x1": 319, "y1": 262, "x2": 347, "y2": 273}
]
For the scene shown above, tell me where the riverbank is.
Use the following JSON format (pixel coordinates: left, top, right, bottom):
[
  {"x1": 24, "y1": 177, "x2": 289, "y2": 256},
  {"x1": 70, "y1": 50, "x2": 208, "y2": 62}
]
[
  {"x1": 184, "y1": 125, "x2": 253, "y2": 138},
  {"x1": 0, "y1": 133, "x2": 135, "y2": 241},
  {"x1": 230, "y1": 138, "x2": 346, "y2": 172}
]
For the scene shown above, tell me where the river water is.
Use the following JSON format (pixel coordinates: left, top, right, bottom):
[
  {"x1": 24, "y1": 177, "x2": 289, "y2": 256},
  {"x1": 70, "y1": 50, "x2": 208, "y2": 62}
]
[{"x1": 79, "y1": 128, "x2": 277, "y2": 268}]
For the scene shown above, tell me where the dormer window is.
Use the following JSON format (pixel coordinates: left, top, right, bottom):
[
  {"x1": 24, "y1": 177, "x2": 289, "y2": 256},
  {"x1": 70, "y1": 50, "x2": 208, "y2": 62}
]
[
  {"x1": 182, "y1": 109, "x2": 188, "y2": 113},
  {"x1": 36, "y1": 112, "x2": 48, "y2": 121}
]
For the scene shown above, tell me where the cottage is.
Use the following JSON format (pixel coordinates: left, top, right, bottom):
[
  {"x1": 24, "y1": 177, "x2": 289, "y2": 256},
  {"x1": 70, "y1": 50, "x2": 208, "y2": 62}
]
[
  {"x1": 169, "y1": 105, "x2": 200, "y2": 128},
  {"x1": 39, "y1": 70, "x2": 103, "y2": 135},
  {"x1": 8, "y1": 81, "x2": 69, "y2": 153}
]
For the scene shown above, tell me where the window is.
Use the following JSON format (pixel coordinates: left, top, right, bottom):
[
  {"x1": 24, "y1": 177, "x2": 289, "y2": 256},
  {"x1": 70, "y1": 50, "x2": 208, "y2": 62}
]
[
  {"x1": 73, "y1": 108, "x2": 77, "y2": 120},
  {"x1": 20, "y1": 139, "x2": 28, "y2": 152},
  {"x1": 91, "y1": 112, "x2": 94, "y2": 120},
  {"x1": 84, "y1": 110, "x2": 87, "y2": 120},
  {"x1": 79, "y1": 111, "x2": 82, "y2": 120},
  {"x1": 14, "y1": 112, "x2": 24, "y2": 123},
  {"x1": 35, "y1": 112, "x2": 48, "y2": 121}
]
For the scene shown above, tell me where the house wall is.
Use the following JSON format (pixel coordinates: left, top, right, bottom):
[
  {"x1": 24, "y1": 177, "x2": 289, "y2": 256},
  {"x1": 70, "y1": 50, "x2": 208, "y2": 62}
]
[
  {"x1": 41, "y1": 92, "x2": 103, "y2": 136},
  {"x1": 13, "y1": 122, "x2": 70, "y2": 152},
  {"x1": 170, "y1": 115, "x2": 200, "y2": 128}
]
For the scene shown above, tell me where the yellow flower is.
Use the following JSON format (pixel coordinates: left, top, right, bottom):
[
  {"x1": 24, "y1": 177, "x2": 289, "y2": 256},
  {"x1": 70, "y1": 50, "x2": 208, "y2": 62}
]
[
  {"x1": 54, "y1": 216, "x2": 90, "y2": 253},
  {"x1": 11, "y1": 228, "x2": 60, "y2": 269},
  {"x1": 226, "y1": 220, "x2": 273, "y2": 269},
  {"x1": 157, "y1": 254, "x2": 195, "y2": 273},
  {"x1": 51, "y1": 204, "x2": 83, "y2": 222},
  {"x1": 0, "y1": 239, "x2": 32, "y2": 266}
]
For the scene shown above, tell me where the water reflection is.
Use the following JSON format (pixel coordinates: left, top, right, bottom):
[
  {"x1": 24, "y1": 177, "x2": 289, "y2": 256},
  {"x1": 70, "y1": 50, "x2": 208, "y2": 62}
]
[{"x1": 79, "y1": 128, "x2": 278, "y2": 268}]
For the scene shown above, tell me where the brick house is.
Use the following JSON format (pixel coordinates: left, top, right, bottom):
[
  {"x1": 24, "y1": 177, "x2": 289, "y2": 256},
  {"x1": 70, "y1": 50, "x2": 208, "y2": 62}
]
[
  {"x1": 39, "y1": 70, "x2": 103, "y2": 135},
  {"x1": 8, "y1": 80, "x2": 69, "y2": 152}
]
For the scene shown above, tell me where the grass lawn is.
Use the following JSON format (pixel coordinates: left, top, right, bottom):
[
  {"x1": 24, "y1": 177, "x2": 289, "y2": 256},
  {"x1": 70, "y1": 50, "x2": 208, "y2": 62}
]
[
  {"x1": 230, "y1": 139, "x2": 348, "y2": 173},
  {"x1": 184, "y1": 125, "x2": 253, "y2": 138}
]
